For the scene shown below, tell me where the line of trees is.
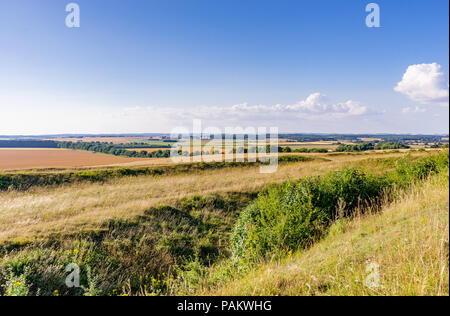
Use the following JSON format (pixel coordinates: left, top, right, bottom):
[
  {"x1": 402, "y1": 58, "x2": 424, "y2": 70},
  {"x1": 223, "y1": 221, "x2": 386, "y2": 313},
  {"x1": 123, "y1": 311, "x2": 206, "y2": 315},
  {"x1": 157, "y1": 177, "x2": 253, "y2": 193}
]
[
  {"x1": 231, "y1": 145, "x2": 283, "y2": 154},
  {"x1": 231, "y1": 146, "x2": 329, "y2": 154},
  {"x1": 279, "y1": 134, "x2": 447, "y2": 144},
  {"x1": 282, "y1": 147, "x2": 329, "y2": 153},
  {"x1": 336, "y1": 142, "x2": 410, "y2": 152},
  {"x1": 57, "y1": 141, "x2": 173, "y2": 158},
  {"x1": 57, "y1": 141, "x2": 222, "y2": 158},
  {"x1": 0, "y1": 140, "x2": 59, "y2": 148},
  {"x1": 374, "y1": 142, "x2": 410, "y2": 150},
  {"x1": 114, "y1": 142, "x2": 172, "y2": 149}
]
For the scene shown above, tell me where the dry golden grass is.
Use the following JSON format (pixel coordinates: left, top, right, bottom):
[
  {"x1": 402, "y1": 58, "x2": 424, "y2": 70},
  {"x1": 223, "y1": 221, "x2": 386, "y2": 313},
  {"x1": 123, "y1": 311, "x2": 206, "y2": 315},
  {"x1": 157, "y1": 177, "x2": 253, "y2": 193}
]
[
  {"x1": 0, "y1": 152, "x2": 430, "y2": 246},
  {"x1": 205, "y1": 172, "x2": 449, "y2": 296}
]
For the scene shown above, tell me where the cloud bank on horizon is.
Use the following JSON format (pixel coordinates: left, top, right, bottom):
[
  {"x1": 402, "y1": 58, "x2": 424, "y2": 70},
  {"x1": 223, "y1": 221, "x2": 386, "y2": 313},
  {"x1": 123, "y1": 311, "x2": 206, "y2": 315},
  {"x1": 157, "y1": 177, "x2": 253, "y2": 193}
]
[
  {"x1": 118, "y1": 63, "x2": 448, "y2": 130},
  {"x1": 0, "y1": 63, "x2": 448, "y2": 135},
  {"x1": 128, "y1": 92, "x2": 374, "y2": 123}
]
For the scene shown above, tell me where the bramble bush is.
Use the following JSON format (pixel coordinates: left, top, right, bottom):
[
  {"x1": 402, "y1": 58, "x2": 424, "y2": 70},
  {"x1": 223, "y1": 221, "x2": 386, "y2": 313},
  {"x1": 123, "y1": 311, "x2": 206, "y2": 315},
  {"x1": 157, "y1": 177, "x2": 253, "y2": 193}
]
[{"x1": 231, "y1": 151, "x2": 449, "y2": 261}]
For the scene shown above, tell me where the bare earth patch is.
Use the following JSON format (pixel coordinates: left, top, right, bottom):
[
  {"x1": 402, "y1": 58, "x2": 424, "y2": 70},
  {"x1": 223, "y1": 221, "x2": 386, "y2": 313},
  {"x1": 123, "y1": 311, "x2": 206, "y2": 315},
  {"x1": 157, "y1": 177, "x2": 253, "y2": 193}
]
[{"x1": 0, "y1": 149, "x2": 151, "y2": 170}]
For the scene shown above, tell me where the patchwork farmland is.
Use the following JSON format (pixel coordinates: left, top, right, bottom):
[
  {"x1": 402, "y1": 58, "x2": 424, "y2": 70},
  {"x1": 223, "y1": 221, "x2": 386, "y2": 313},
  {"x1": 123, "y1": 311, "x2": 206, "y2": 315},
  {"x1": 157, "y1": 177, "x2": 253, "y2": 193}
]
[{"x1": 0, "y1": 135, "x2": 448, "y2": 297}]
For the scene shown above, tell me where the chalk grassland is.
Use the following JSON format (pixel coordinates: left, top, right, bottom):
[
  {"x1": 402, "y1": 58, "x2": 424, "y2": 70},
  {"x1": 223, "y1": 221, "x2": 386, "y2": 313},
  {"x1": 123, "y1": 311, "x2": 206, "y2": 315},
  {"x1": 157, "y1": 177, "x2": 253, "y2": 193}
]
[
  {"x1": 0, "y1": 154, "x2": 419, "y2": 241},
  {"x1": 0, "y1": 150, "x2": 447, "y2": 296},
  {"x1": 0, "y1": 149, "x2": 152, "y2": 171},
  {"x1": 206, "y1": 172, "x2": 449, "y2": 296},
  {"x1": 0, "y1": 151, "x2": 432, "y2": 246}
]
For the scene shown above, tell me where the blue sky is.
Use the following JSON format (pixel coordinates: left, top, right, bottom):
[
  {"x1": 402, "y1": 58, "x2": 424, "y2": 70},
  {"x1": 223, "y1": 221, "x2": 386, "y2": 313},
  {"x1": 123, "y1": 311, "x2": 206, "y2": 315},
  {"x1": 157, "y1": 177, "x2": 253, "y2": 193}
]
[{"x1": 0, "y1": 0, "x2": 448, "y2": 134}]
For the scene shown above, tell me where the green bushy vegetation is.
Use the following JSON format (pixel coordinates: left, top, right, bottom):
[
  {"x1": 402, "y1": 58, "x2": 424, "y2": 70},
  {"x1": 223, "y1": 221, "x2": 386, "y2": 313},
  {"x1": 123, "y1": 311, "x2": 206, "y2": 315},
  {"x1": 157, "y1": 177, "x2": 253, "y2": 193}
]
[
  {"x1": 233, "y1": 146, "x2": 328, "y2": 154},
  {"x1": 335, "y1": 142, "x2": 410, "y2": 152},
  {"x1": 292, "y1": 147, "x2": 329, "y2": 153},
  {"x1": 0, "y1": 191, "x2": 258, "y2": 296},
  {"x1": 3, "y1": 267, "x2": 30, "y2": 296},
  {"x1": 171, "y1": 152, "x2": 448, "y2": 295},
  {"x1": 374, "y1": 142, "x2": 410, "y2": 150},
  {"x1": 335, "y1": 143, "x2": 375, "y2": 152},
  {"x1": 279, "y1": 146, "x2": 329, "y2": 153},
  {"x1": 1, "y1": 152, "x2": 447, "y2": 296},
  {"x1": 115, "y1": 142, "x2": 172, "y2": 149},
  {"x1": 231, "y1": 145, "x2": 280, "y2": 154},
  {"x1": 62, "y1": 141, "x2": 277, "y2": 159},
  {"x1": 232, "y1": 169, "x2": 386, "y2": 261},
  {"x1": 209, "y1": 170, "x2": 449, "y2": 296},
  {"x1": 231, "y1": 152, "x2": 448, "y2": 262},
  {"x1": 277, "y1": 155, "x2": 316, "y2": 163},
  {"x1": 58, "y1": 141, "x2": 173, "y2": 158},
  {"x1": 278, "y1": 134, "x2": 446, "y2": 144},
  {"x1": 0, "y1": 167, "x2": 164, "y2": 191},
  {"x1": 0, "y1": 140, "x2": 58, "y2": 148}
]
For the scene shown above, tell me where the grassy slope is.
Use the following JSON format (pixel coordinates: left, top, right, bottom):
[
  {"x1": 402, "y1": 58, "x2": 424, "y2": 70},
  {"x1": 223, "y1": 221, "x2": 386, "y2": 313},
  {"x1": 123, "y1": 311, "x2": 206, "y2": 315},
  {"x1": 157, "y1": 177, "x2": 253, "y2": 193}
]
[
  {"x1": 0, "y1": 152, "x2": 425, "y2": 245},
  {"x1": 206, "y1": 172, "x2": 449, "y2": 296},
  {"x1": 0, "y1": 151, "x2": 446, "y2": 296}
]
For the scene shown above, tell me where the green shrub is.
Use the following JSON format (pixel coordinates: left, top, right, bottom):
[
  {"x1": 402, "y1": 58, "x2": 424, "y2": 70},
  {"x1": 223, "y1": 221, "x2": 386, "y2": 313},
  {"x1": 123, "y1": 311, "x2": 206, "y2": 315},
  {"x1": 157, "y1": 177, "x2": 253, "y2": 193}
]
[
  {"x1": 292, "y1": 148, "x2": 329, "y2": 153},
  {"x1": 231, "y1": 168, "x2": 387, "y2": 261},
  {"x1": 374, "y1": 142, "x2": 410, "y2": 150},
  {"x1": 3, "y1": 268, "x2": 30, "y2": 296},
  {"x1": 391, "y1": 152, "x2": 449, "y2": 186},
  {"x1": 0, "y1": 191, "x2": 259, "y2": 296},
  {"x1": 307, "y1": 168, "x2": 389, "y2": 218},
  {"x1": 231, "y1": 152, "x2": 449, "y2": 262},
  {"x1": 0, "y1": 242, "x2": 108, "y2": 296},
  {"x1": 335, "y1": 143, "x2": 375, "y2": 152},
  {"x1": 232, "y1": 183, "x2": 325, "y2": 260}
]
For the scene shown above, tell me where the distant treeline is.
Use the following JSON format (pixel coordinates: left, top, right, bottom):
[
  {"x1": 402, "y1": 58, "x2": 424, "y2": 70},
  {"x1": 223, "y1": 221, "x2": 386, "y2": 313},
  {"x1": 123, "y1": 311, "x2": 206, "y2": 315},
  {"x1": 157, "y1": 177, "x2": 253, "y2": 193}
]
[
  {"x1": 335, "y1": 142, "x2": 410, "y2": 152},
  {"x1": 114, "y1": 142, "x2": 172, "y2": 149},
  {"x1": 279, "y1": 134, "x2": 448, "y2": 144},
  {"x1": 231, "y1": 146, "x2": 278, "y2": 154},
  {"x1": 282, "y1": 147, "x2": 329, "y2": 153},
  {"x1": 58, "y1": 141, "x2": 228, "y2": 158},
  {"x1": 57, "y1": 141, "x2": 173, "y2": 158},
  {"x1": 0, "y1": 140, "x2": 58, "y2": 148},
  {"x1": 231, "y1": 146, "x2": 328, "y2": 154}
]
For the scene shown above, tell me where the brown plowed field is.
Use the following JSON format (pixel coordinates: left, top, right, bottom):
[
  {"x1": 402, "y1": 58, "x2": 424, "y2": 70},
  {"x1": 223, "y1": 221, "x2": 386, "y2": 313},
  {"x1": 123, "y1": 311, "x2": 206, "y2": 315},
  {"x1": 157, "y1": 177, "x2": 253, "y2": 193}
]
[{"x1": 0, "y1": 149, "x2": 151, "y2": 170}]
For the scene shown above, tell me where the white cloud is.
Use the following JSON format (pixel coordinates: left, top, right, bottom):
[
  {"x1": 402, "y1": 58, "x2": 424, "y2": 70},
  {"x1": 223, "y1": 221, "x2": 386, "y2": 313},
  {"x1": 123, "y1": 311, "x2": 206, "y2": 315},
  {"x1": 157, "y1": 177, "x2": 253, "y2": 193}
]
[
  {"x1": 119, "y1": 93, "x2": 373, "y2": 126},
  {"x1": 402, "y1": 106, "x2": 426, "y2": 114},
  {"x1": 394, "y1": 63, "x2": 449, "y2": 106},
  {"x1": 285, "y1": 93, "x2": 330, "y2": 113},
  {"x1": 0, "y1": 92, "x2": 380, "y2": 134},
  {"x1": 226, "y1": 93, "x2": 370, "y2": 117}
]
